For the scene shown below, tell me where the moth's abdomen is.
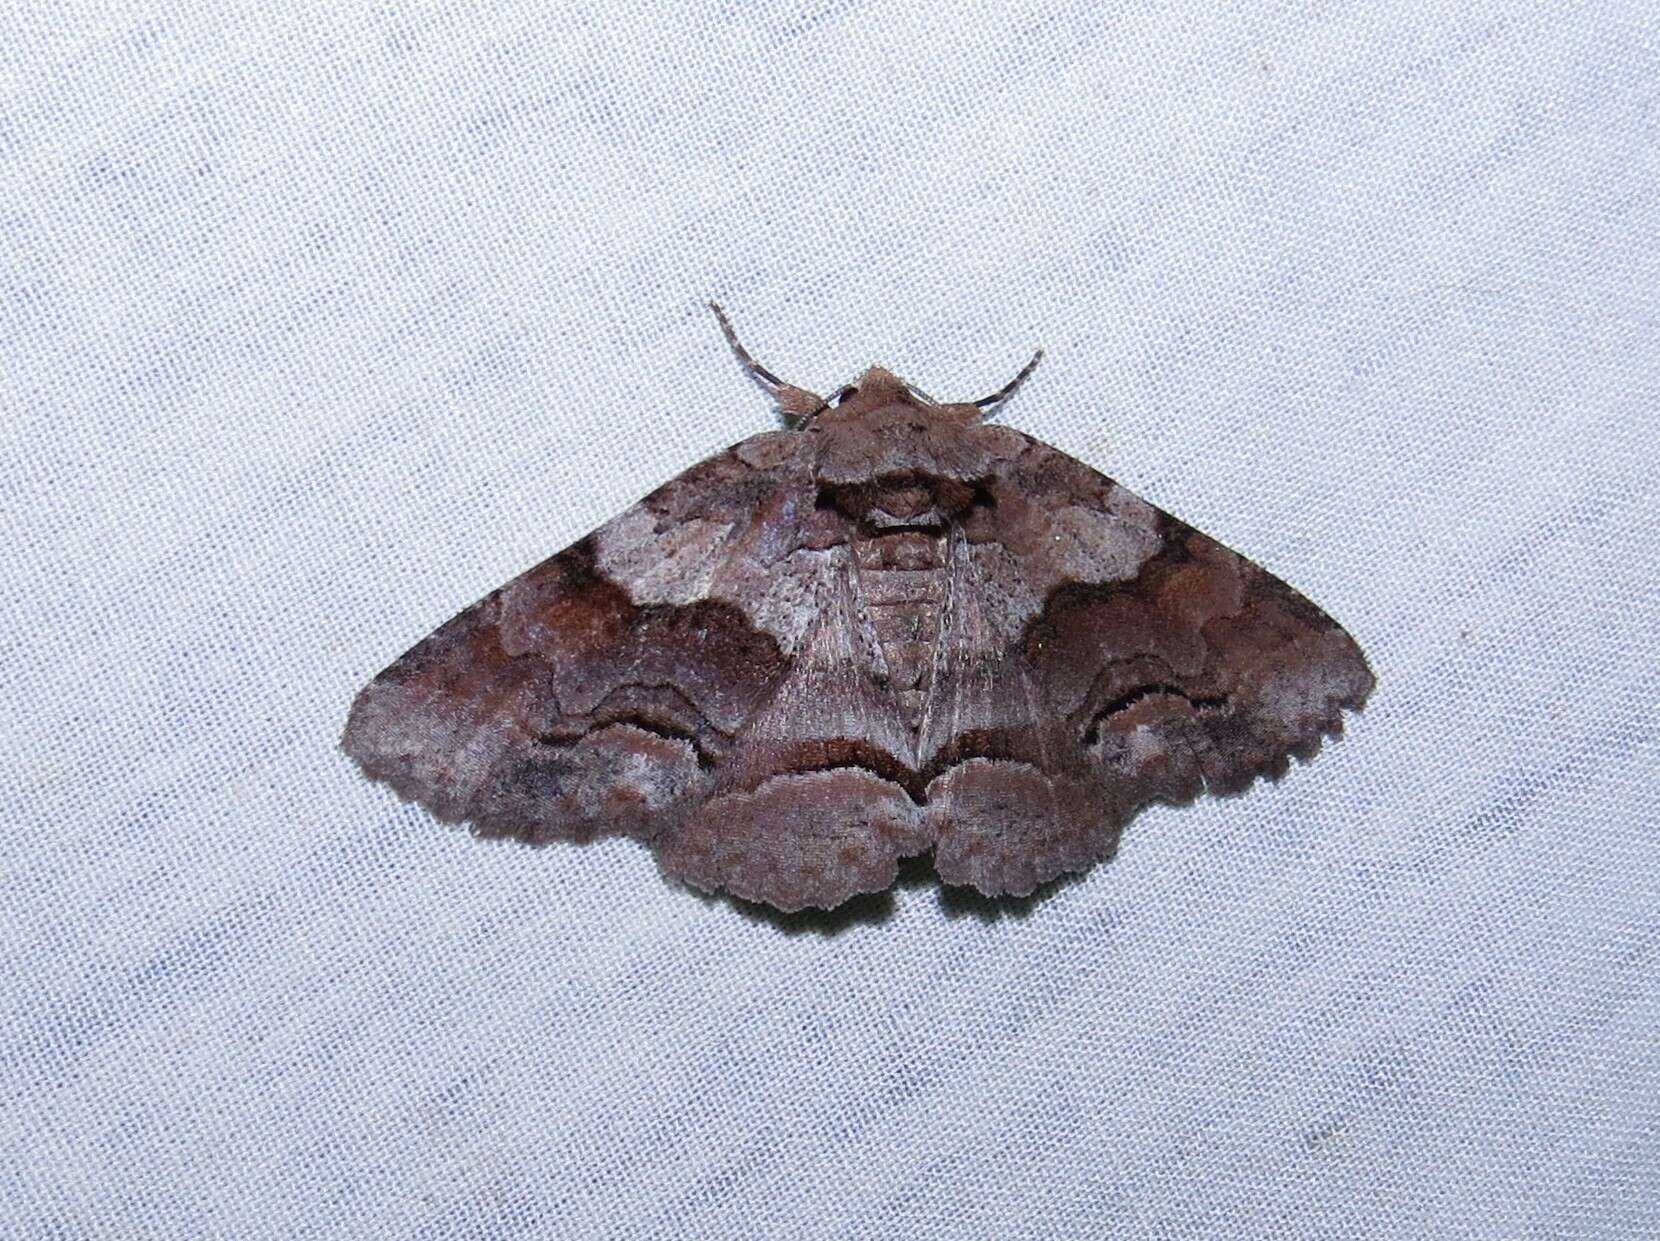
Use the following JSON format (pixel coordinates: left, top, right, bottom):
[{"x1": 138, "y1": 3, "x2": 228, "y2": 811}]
[{"x1": 852, "y1": 529, "x2": 947, "y2": 732}]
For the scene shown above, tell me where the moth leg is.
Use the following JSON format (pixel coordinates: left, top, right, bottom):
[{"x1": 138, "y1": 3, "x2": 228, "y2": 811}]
[{"x1": 708, "y1": 301, "x2": 824, "y2": 425}]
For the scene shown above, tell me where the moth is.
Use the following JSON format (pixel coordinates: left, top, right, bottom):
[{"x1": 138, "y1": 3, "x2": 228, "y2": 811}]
[{"x1": 342, "y1": 306, "x2": 1374, "y2": 912}]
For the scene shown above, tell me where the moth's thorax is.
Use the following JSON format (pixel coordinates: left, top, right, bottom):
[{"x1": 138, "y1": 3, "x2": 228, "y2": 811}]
[
  {"x1": 808, "y1": 384, "x2": 1018, "y2": 490},
  {"x1": 814, "y1": 471, "x2": 992, "y2": 530},
  {"x1": 803, "y1": 375, "x2": 1002, "y2": 734}
]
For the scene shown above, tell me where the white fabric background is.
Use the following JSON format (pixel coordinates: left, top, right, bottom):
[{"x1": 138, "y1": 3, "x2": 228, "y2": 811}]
[{"x1": 4, "y1": 3, "x2": 1656, "y2": 1238}]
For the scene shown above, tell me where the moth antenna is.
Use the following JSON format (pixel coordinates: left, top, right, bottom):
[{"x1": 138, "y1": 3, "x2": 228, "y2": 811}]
[
  {"x1": 708, "y1": 301, "x2": 787, "y2": 389},
  {"x1": 708, "y1": 301, "x2": 824, "y2": 427},
  {"x1": 970, "y1": 348, "x2": 1044, "y2": 412}
]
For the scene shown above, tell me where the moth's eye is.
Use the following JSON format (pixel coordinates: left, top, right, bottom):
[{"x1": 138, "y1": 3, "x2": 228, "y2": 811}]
[{"x1": 835, "y1": 386, "x2": 856, "y2": 405}]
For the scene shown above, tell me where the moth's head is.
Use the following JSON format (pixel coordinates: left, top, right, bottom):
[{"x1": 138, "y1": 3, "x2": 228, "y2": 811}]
[
  {"x1": 842, "y1": 366, "x2": 910, "y2": 406},
  {"x1": 710, "y1": 302, "x2": 1039, "y2": 431},
  {"x1": 797, "y1": 367, "x2": 981, "y2": 430}
]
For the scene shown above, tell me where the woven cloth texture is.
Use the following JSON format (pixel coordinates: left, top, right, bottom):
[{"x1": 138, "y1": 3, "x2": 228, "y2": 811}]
[{"x1": 4, "y1": 3, "x2": 1657, "y2": 1238}]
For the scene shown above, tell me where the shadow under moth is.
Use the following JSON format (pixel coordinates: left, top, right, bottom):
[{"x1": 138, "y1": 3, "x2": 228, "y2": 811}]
[{"x1": 342, "y1": 306, "x2": 1374, "y2": 912}]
